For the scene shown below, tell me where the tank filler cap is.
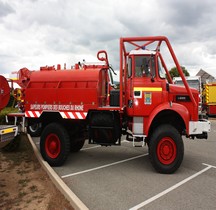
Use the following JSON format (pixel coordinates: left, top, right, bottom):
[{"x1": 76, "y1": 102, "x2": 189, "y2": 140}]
[{"x1": 0, "y1": 75, "x2": 10, "y2": 111}]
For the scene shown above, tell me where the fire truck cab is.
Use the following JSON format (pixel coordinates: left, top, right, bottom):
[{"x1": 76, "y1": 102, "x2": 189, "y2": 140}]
[{"x1": 118, "y1": 37, "x2": 210, "y2": 173}]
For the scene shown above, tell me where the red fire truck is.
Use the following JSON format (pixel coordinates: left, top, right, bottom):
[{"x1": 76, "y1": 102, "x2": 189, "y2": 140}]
[{"x1": 8, "y1": 36, "x2": 211, "y2": 173}]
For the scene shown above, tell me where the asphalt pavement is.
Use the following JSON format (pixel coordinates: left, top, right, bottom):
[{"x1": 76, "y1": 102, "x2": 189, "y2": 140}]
[{"x1": 33, "y1": 120, "x2": 216, "y2": 210}]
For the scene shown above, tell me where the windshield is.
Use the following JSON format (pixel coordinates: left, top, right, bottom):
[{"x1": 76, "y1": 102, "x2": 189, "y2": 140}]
[{"x1": 135, "y1": 55, "x2": 155, "y2": 77}]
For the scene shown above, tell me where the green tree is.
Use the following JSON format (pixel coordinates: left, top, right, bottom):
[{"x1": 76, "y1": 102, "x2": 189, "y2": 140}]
[{"x1": 169, "y1": 66, "x2": 190, "y2": 79}]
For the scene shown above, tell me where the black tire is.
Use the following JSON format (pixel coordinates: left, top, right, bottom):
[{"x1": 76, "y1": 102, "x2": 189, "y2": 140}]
[
  {"x1": 70, "y1": 137, "x2": 85, "y2": 152},
  {"x1": 27, "y1": 123, "x2": 42, "y2": 137},
  {"x1": 2, "y1": 135, "x2": 21, "y2": 152},
  {"x1": 149, "y1": 124, "x2": 184, "y2": 174},
  {"x1": 40, "y1": 123, "x2": 70, "y2": 166},
  {"x1": 65, "y1": 124, "x2": 86, "y2": 152}
]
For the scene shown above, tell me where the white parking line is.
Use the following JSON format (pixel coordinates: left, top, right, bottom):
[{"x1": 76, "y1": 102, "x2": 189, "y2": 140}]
[
  {"x1": 129, "y1": 163, "x2": 216, "y2": 210},
  {"x1": 202, "y1": 163, "x2": 216, "y2": 169},
  {"x1": 61, "y1": 153, "x2": 148, "y2": 179}
]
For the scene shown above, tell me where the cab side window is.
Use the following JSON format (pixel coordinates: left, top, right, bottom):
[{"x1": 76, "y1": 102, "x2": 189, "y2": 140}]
[
  {"x1": 128, "y1": 57, "x2": 132, "y2": 78},
  {"x1": 158, "y1": 57, "x2": 166, "y2": 79}
]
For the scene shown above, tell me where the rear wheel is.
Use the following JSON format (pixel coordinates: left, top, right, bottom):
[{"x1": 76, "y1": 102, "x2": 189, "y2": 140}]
[
  {"x1": 70, "y1": 137, "x2": 85, "y2": 152},
  {"x1": 40, "y1": 123, "x2": 70, "y2": 166},
  {"x1": 69, "y1": 131, "x2": 86, "y2": 152},
  {"x1": 149, "y1": 124, "x2": 184, "y2": 174}
]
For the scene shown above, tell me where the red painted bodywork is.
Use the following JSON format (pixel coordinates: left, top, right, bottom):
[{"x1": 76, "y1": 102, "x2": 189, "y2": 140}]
[
  {"x1": 119, "y1": 37, "x2": 199, "y2": 135},
  {"x1": 15, "y1": 36, "x2": 200, "y2": 136}
]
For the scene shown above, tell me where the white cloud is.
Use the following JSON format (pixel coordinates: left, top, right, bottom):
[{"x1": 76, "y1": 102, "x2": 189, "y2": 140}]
[{"x1": 0, "y1": 0, "x2": 216, "y2": 78}]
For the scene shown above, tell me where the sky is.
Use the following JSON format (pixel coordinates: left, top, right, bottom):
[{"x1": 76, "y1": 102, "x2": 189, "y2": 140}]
[{"x1": 1, "y1": 0, "x2": 216, "y2": 80}]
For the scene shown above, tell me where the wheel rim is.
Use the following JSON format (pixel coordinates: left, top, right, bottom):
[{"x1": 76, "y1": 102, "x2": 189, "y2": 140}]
[
  {"x1": 157, "y1": 137, "x2": 177, "y2": 165},
  {"x1": 45, "y1": 134, "x2": 61, "y2": 158}
]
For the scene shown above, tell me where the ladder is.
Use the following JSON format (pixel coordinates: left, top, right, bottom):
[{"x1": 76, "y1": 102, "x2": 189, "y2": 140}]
[{"x1": 132, "y1": 135, "x2": 146, "y2": 147}]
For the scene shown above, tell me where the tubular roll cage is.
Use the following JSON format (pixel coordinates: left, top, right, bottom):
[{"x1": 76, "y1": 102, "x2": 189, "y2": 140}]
[{"x1": 119, "y1": 36, "x2": 197, "y2": 112}]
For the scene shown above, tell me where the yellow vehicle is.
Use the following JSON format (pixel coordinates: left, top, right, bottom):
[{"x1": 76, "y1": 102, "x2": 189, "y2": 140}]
[{"x1": 203, "y1": 82, "x2": 216, "y2": 115}]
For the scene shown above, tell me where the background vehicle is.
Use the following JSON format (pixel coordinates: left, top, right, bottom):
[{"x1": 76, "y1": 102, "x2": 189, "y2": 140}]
[
  {"x1": 0, "y1": 76, "x2": 20, "y2": 150},
  {"x1": 2, "y1": 36, "x2": 211, "y2": 173},
  {"x1": 173, "y1": 76, "x2": 203, "y2": 115},
  {"x1": 203, "y1": 81, "x2": 216, "y2": 116},
  {"x1": 173, "y1": 76, "x2": 202, "y2": 93}
]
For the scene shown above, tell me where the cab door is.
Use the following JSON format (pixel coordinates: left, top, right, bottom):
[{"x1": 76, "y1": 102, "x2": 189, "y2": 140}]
[{"x1": 132, "y1": 54, "x2": 163, "y2": 117}]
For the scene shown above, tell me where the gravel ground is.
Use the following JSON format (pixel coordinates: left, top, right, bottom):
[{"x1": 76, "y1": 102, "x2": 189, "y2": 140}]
[{"x1": 0, "y1": 134, "x2": 74, "y2": 210}]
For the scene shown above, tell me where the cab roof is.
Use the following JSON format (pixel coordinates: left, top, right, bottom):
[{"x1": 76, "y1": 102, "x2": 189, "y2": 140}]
[{"x1": 129, "y1": 49, "x2": 156, "y2": 55}]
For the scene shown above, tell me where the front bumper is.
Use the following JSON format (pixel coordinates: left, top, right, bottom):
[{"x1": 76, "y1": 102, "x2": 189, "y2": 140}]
[
  {"x1": 189, "y1": 120, "x2": 211, "y2": 139},
  {"x1": 0, "y1": 125, "x2": 18, "y2": 148}
]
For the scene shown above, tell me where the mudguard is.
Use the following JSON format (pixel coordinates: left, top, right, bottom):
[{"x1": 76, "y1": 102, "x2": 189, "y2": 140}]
[{"x1": 145, "y1": 102, "x2": 190, "y2": 136}]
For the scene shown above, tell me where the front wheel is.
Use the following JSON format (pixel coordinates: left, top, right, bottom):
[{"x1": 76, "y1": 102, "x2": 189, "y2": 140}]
[
  {"x1": 40, "y1": 123, "x2": 70, "y2": 166},
  {"x1": 149, "y1": 124, "x2": 184, "y2": 174}
]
